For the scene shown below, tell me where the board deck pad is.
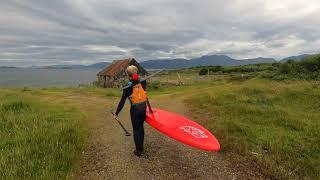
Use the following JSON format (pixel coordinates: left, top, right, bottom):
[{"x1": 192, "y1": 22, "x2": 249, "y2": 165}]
[{"x1": 146, "y1": 108, "x2": 220, "y2": 151}]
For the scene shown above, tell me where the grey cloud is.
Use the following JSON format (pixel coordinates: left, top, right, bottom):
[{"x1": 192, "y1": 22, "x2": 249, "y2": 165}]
[{"x1": 0, "y1": 0, "x2": 320, "y2": 66}]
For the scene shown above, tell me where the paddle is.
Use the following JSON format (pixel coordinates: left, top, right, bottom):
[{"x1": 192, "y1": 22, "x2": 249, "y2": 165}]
[
  {"x1": 109, "y1": 110, "x2": 131, "y2": 136},
  {"x1": 121, "y1": 70, "x2": 164, "y2": 90},
  {"x1": 147, "y1": 98, "x2": 153, "y2": 114}
]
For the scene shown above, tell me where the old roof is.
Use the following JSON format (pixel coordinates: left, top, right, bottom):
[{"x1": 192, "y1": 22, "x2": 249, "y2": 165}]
[{"x1": 97, "y1": 58, "x2": 137, "y2": 77}]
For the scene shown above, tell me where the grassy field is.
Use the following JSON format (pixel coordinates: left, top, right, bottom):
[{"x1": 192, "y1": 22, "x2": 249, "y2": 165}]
[
  {"x1": 1, "y1": 62, "x2": 319, "y2": 179},
  {"x1": 23, "y1": 85, "x2": 121, "y2": 98},
  {"x1": 0, "y1": 89, "x2": 87, "y2": 179},
  {"x1": 186, "y1": 78, "x2": 320, "y2": 179},
  {"x1": 140, "y1": 66, "x2": 320, "y2": 179}
]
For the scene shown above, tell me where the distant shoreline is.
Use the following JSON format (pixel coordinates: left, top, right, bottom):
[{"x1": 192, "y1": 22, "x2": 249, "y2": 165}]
[{"x1": 0, "y1": 66, "x2": 18, "y2": 69}]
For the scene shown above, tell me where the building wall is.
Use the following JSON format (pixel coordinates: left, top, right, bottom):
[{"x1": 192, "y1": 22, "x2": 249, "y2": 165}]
[
  {"x1": 97, "y1": 62, "x2": 148, "y2": 88},
  {"x1": 97, "y1": 70, "x2": 127, "y2": 88}
]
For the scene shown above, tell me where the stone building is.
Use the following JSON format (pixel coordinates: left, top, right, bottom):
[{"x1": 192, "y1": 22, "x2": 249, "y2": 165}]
[{"x1": 97, "y1": 58, "x2": 148, "y2": 88}]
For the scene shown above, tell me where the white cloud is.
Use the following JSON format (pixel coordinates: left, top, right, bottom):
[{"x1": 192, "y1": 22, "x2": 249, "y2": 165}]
[{"x1": 84, "y1": 45, "x2": 127, "y2": 53}]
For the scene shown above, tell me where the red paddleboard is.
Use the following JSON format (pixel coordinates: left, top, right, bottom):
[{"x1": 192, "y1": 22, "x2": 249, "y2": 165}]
[{"x1": 146, "y1": 108, "x2": 220, "y2": 151}]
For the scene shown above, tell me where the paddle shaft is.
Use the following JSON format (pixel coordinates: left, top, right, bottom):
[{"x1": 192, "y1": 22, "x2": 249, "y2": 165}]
[
  {"x1": 122, "y1": 70, "x2": 164, "y2": 90},
  {"x1": 147, "y1": 98, "x2": 153, "y2": 114},
  {"x1": 110, "y1": 111, "x2": 131, "y2": 136}
]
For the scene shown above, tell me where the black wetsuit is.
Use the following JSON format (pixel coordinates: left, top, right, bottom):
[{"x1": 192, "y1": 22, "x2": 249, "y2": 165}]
[{"x1": 115, "y1": 80, "x2": 147, "y2": 153}]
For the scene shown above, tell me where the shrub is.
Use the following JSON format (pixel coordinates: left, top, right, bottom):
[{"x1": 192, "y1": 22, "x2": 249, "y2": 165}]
[
  {"x1": 267, "y1": 66, "x2": 276, "y2": 71},
  {"x1": 22, "y1": 87, "x2": 31, "y2": 92},
  {"x1": 279, "y1": 63, "x2": 291, "y2": 74},
  {"x1": 272, "y1": 62, "x2": 281, "y2": 67},
  {"x1": 199, "y1": 68, "x2": 208, "y2": 75},
  {"x1": 301, "y1": 56, "x2": 320, "y2": 72},
  {"x1": 260, "y1": 72, "x2": 276, "y2": 79},
  {"x1": 275, "y1": 55, "x2": 320, "y2": 80},
  {"x1": 209, "y1": 66, "x2": 223, "y2": 72},
  {"x1": 148, "y1": 80, "x2": 161, "y2": 90}
]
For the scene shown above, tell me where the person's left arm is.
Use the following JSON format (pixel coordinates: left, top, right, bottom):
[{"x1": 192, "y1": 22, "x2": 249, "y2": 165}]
[{"x1": 141, "y1": 80, "x2": 147, "y2": 91}]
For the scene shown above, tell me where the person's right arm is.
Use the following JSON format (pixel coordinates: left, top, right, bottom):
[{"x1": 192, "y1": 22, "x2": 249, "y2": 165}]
[{"x1": 115, "y1": 89, "x2": 128, "y2": 116}]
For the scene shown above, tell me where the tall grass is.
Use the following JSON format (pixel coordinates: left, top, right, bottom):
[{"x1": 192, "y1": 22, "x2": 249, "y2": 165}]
[
  {"x1": 186, "y1": 79, "x2": 320, "y2": 179},
  {"x1": 0, "y1": 90, "x2": 87, "y2": 179}
]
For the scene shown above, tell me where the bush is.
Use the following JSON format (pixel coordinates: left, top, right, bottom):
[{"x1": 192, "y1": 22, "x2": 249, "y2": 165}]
[
  {"x1": 272, "y1": 62, "x2": 281, "y2": 67},
  {"x1": 209, "y1": 66, "x2": 223, "y2": 72},
  {"x1": 267, "y1": 66, "x2": 276, "y2": 71},
  {"x1": 275, "y1": 55, "x2": 320, "y2": 80},
  {"x1": 199, "y1": 68, "x2": 208, "y2": 75},
  {"x1": 301, "y1": 56, "x2": 320, "y2": 72},
  {"x1": 279, "y1": 63, "x2": 291, "y2": 74},
  {"x1": 260, "y1": 72, "x2": 276, "y2": 79},
  {"x1": 148, "y1": 80, "x2": 161, "y2": 90}
]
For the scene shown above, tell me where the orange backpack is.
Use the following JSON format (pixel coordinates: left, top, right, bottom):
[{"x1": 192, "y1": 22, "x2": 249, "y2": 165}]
[{"x1": 129, "y1": 83, "x2": 147, "y2": 105}]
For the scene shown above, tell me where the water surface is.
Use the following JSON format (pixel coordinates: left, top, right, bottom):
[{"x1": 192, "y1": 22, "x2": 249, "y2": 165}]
[{"x1": 0, "y1": 68, "x2": 99, "y2": 87}]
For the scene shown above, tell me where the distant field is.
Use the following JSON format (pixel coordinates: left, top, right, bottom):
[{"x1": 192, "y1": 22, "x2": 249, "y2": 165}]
[
  {"x1": 186, "y1": 78, "x2": 320, "y2": 179},
  {"x1": 0, "y1": 89, "x2": 87, "y2": 179}
]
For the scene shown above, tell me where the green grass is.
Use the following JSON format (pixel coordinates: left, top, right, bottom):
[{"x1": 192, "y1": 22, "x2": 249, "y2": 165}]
[
  {"x1": 186, "y1": 79, "x2": 320, "y2": 179},
  {"x1": 0, "y1": 90, "x2": 87, "y2": 179},
  {"x1": 1, "y1": 68, "x2": 319, "y2": 179},
  {"x1": 40, "y1": 85, "x2": 121, "y2": 97}
]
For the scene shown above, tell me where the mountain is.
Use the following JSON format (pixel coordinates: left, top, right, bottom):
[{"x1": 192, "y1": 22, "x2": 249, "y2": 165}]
[
  {"x1": 42, "y1": 65, "x2": 87, "y2": 69},
  {"x1": 86, "y1": 62, "x2": 110, "y2": 69},
  {"x1": 140, "y1": 58, "x2": 189, "y2": 69},
  {"x1": 140, "y1": 55, "x2": 276, "y2": 69},
  {"x1": 280, "y1": 54, "x2": 310, "y2": 63},
  {"x1": 190, "y1": 55, "x2": 236, "y2": 66},
  {"x1": 238, "y1": 57, "x2": 276, "y2": 65},
  {"x1": 38, "y1": 62, "x2": 110, "y2": 69},
  {"x1": 25, "y1": 55, "x2": 277, "y2": 70},
  {"x1": 4, "y1": 53, "x2": 318, "y2": 70}
]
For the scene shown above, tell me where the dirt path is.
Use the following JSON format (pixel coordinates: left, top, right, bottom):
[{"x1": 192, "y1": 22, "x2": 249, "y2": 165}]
[{"x1": 41, "y1": 92, "x2": 262, "y2": 179}]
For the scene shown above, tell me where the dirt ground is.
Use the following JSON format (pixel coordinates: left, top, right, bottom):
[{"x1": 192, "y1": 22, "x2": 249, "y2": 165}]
[{"x1": 41, "y1": 92, "x2": 263, "y2": 180}]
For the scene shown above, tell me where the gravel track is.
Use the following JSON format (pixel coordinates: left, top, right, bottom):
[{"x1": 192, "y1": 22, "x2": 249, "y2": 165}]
[{"x1": 41, "y1": 93, "x2": 262, "y2": 179}]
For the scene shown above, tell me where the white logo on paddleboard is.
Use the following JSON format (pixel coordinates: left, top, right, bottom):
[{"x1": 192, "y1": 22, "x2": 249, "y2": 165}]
[{"x1": 179, "y1": 126, "x2": 208, "y2": 138}]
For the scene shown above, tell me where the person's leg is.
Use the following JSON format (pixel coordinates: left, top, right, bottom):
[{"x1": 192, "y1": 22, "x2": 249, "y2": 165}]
[
  {"x1": 130, "y1": 108, "x2": 140, "y2": 154},
  {"x1": 136, "y1": 106, "x2": 146, "y2": 153},
  {"x1": 130, "y1": 104, "x2": 146, "y2": 156},
  {"x1": 135, "y1": 118, "x2": 144, "y2": 153}
]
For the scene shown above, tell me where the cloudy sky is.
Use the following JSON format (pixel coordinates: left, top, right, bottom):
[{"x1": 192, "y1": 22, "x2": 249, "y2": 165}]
[{"x1": 0, "y1": 0, "x2": 319, "y2": 66}]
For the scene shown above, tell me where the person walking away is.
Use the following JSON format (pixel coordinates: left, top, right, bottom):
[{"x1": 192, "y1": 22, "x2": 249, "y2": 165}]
[{"x1": 114, "y1": 65, "x2": 147, "y2": 157}]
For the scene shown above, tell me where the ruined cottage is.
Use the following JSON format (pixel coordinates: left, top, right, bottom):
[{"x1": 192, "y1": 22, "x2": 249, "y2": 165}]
[{"x1": 97, "y1": 58, "x2": 148, "y2": 88}]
